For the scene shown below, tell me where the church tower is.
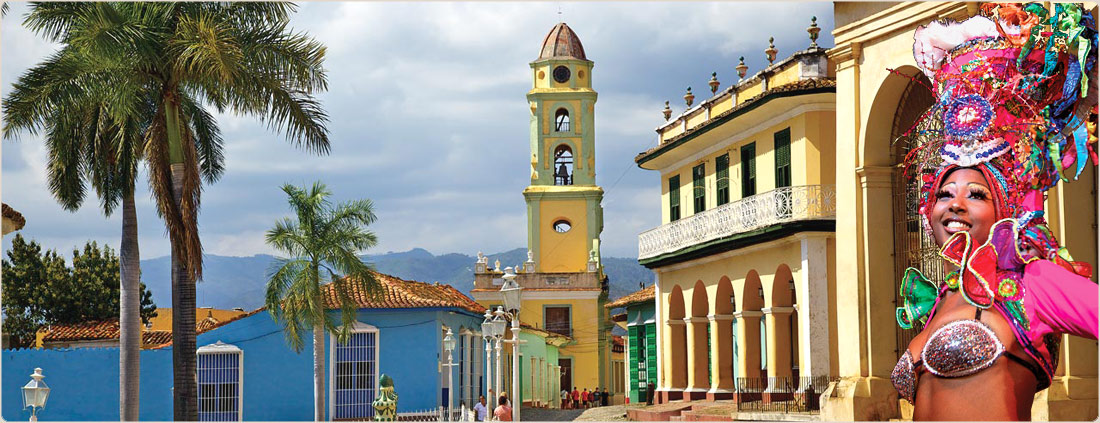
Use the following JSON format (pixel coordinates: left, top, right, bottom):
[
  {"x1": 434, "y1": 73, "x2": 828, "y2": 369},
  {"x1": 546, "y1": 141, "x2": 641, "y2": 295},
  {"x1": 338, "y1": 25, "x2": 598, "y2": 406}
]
[
  {"x1": 524, "y1": 23, "x2": 604, "y2": 273},
  {"x1": 470, "y1": 22, "x2": 611, "y2": 405}
]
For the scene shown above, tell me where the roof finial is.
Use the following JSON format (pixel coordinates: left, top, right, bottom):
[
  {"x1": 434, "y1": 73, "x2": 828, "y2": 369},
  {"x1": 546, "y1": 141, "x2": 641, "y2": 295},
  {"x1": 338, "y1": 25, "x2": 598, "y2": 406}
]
[
  {"x1": 807, "y1": 16, "x2": 820, "y2": 48},
  {"x1": 765, "y1": 37, "x2": 778, "y2": 65},
  {"x1": 558, "y1": 4, "x2": 563, "y2": 23},
  {"x1": 662, "y1": 101, "x2": 672, "y2": 121},
  {"x1": 736, "y1": 56, "x2": 748, "y2": 80},
  {"x1": 709, "y1": 72, "x2": 720, "y2": 94},
  {"x1": 684, "y1": 87, "x2": 695, "y2": 108}
]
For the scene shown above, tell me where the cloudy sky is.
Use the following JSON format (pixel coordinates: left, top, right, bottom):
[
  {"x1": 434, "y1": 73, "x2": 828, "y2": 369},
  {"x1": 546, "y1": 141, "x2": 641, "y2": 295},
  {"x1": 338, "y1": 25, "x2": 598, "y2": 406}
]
[{"x1": 2, "y1": 1, "x2": 835, "y2": 260}]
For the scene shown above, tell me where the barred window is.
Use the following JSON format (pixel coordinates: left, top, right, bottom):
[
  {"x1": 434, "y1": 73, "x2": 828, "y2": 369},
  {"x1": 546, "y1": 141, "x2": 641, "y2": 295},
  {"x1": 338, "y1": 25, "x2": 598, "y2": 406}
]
[
  {"x1": 332, "y1": 323, "x2": 379, "y2": 420},
  {"x1": 197, "y1": 342, "x2": 243, "y2": 422}
]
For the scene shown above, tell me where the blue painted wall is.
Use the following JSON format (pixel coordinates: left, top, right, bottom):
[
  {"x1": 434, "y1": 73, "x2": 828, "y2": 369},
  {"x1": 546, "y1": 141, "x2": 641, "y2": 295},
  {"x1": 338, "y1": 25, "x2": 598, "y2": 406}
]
[{"x1": 2, "y1": 306, "x2": 485, "y2": 421}]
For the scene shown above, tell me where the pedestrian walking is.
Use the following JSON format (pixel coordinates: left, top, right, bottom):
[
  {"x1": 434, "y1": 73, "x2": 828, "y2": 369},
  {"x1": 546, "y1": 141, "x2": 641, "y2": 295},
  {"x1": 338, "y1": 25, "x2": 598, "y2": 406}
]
[
  {"x1": 494, "y1": 395, "x2": 512, "y2": 421},
  {"x1": 571, "y1": 386, "x2": 579, "y2": 409},
  {"x1": 601, "y1": 387, "x2": 609, "y2": 406},
  {"x1": 560, "y1": 388, "x2": 569, "y2": 409},
  {"x1": 474, "y1": 395, "x2": 488, "y2": 421}
]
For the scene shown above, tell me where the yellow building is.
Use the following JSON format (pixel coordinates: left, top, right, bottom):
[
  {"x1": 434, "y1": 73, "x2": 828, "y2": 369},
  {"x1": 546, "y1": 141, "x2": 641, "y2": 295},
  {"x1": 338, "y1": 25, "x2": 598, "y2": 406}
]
[
  {"x1": 823, "y1": 2, "x2": 1098, "y2": 421},
  {"x1": 637, "y1": 26, "x2": 837, "y2": 403},
  {"x1": 471, "y1": 22, "x2": 613, "y2": 405}
]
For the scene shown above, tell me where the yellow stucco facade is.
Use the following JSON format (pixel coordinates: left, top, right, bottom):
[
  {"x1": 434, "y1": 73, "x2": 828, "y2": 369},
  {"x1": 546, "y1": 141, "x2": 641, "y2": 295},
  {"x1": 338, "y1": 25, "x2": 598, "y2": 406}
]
[
  {"x1": 824, "y1": 2, "x2": 1099, "y2": 420},
  {"x1": 637, "y1": 39, "x2": 838, "y2": 403}
]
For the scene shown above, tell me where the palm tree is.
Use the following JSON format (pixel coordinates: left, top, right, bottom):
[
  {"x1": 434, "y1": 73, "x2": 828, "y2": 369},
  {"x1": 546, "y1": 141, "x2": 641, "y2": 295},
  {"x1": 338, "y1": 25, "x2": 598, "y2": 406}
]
[
  {"x1": 4, "y1": 39, "x2": 222, "y2": 419},
  {"x1": 265, "y1": 182, "x2": 382, "y2": 421},
  {"x1": 5, "y1": 3, "x2": 330, "y2": 418}
]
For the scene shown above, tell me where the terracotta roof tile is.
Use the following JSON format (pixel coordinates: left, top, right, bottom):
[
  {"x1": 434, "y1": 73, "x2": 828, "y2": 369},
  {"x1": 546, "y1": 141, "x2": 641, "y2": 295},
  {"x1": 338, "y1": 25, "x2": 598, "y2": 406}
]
[
  {"x1": 3, "y1": 203, "x2": 25, "y2": 230},
  {"x1": 321, "y1": 271, "x2": 486, "y2": 315},
  {"x1": 142, "y1": 330, "x2": 173, "y2": 345},
  {"x1": 605, "y1": 285, "x2": 655, "y2": 309}
]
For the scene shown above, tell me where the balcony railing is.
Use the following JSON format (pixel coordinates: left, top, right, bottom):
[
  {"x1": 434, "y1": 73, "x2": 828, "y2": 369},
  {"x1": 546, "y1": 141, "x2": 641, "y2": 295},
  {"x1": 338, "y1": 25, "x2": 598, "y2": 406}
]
[{"x1": 638, "y1": 184, "x2": 836, "y2": 260}]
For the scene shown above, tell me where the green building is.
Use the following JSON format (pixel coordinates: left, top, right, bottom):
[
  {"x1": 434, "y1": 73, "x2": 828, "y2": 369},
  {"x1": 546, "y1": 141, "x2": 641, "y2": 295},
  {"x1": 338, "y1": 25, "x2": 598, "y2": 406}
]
[{"x1": 607, "y1": 285, "x2": 657, "y2": 404}]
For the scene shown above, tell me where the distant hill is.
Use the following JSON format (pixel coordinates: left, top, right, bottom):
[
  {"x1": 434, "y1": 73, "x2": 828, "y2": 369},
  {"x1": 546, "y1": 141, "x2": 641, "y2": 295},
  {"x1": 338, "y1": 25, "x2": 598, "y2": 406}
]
[{"x1": 140, "y1": 248, "x2": 653, "y2": 311}]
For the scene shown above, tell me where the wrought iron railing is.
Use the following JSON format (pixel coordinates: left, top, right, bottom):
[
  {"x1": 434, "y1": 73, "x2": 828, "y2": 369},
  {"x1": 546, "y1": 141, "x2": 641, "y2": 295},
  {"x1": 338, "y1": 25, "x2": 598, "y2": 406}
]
[
  {"x1": 638, "y1": 185, "x2": 837, "y2": 260},
  {"x1": 733, "y1": 376, "x2": 833, "y2": 414}
]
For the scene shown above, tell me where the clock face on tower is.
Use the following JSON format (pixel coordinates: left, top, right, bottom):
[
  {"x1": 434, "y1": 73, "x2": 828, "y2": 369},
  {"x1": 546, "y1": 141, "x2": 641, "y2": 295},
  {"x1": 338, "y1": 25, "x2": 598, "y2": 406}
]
[{"x1": 553, "y1": 65, "x2": 571, "y2": 83}]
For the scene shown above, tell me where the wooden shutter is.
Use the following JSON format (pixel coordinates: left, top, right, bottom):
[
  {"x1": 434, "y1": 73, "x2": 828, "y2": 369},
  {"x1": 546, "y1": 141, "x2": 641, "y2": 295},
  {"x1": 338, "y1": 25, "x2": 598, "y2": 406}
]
[
  {"x1": 628, "y1": 325, "x2": 640, "y2": 402},
  {"x1": 774, "y1": 128, "x2": 791, "y2": 188}
]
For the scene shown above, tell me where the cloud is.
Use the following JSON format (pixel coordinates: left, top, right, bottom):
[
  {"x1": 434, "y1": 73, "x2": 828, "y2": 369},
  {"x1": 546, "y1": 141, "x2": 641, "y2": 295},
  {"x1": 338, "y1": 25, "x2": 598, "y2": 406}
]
[{"x1": 2, "y1": 1, "x2": 834, "y2": 260}]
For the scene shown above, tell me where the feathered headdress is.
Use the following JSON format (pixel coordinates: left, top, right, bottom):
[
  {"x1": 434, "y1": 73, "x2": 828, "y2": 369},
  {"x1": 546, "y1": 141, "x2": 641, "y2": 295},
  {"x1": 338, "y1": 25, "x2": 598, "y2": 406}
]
[{"x1": 905, "y1": 3, "x2": 1098, "y2": 256}]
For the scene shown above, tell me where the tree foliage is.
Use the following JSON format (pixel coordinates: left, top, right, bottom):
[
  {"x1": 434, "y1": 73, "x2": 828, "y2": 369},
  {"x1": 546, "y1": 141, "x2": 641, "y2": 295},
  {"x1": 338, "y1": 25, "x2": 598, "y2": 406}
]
[{"x1": 1, "y1": 234, "x2": 157, "y2": 348}]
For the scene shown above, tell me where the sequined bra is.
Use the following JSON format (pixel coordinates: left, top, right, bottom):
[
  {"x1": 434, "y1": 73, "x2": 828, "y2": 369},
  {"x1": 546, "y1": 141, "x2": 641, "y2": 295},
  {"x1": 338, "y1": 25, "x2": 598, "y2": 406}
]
[{"x1": 891, "y1": 308, "x2": 1047, "y2": 404}]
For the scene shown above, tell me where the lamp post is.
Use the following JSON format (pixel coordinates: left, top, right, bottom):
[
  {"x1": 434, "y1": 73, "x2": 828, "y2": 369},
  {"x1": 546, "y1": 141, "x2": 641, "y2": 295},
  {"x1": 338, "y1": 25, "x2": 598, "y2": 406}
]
[
  {"x1": 491, "y1": 307, "x2": 506, "y2": 400},
  {"x1": 443, "y1": 328, "x2": 457, "y2": 421},
  {"x1": 22, "y1": 368, "x2": 49, "y2": 422},
  {"x1": 499, "y1": 267, "x2": 523, "y2": 421},
  {"x1": 481, "y1": 310, "x2": 494, "y2": 401}
]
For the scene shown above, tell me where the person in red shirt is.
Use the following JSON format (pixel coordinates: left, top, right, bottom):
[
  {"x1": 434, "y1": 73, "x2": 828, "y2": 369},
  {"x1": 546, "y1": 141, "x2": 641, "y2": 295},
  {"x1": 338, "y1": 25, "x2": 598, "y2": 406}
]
[
  {"x1": 581, "y1": 388, "x2": 590, "y2": 409},
  {"x1": 571, "y1": 386, "x2": 579, "y2": 409}
]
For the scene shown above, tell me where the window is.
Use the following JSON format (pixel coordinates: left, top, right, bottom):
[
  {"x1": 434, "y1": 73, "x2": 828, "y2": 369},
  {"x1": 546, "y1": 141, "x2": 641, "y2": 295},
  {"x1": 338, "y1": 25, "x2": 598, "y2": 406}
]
[
  {"x1": 774, "y1": 128, "x2": 791, "y2": 188},
  {"x1": 197, "y1": 342, "x2": 243, "y2": 422},
  {"x1": 555, "y1": 108, "x2": 570, "y2": 132},
  {"x1": 716, "y1": 154, "x2": 730, "y2": 206},
  {"x1": 545, "y1": 306, "x2": 571, "y2": 337},
  {"x1": 554, "y1": 145, "x2": 573, "y2": 186},
  {"x1": 741, "y1": 143, "x2": 756, "y2": 197},
  {"x1": 553, "y1": 220, "x2": 572, "y2": 233},
  {"x1": 668, "y1": 175, "x2": 681, "y2": 221},
  {"x1": 332, "y1": 323, "x2": 379, "y2": 420},
  {"x1": 692, "y1": 163, "x2": 706, "y2": 213}
]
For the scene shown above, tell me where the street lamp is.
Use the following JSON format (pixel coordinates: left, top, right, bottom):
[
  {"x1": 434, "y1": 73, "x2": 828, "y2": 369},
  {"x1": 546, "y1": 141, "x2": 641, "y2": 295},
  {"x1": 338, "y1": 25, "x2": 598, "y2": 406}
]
[
  {"x1": 443, "y1": 328, "x2": 457, "y2": 421},
  {"x1": 498, "y1": 267, "x2": 523, "y2": 421},
  {"x1": 491, "y1": 307, "x2": 506, "y2": 402},
  {"x1": 481, "y1": 309, "x2": 494, "y2": 402},
  {"x1": 22, "y1": 368, "x2": 49, "y2": 422}
]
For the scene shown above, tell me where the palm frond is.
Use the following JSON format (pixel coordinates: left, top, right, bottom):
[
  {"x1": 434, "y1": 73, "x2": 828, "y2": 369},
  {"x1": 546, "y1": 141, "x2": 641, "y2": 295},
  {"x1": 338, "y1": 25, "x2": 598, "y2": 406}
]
[{"x1": 179, "y1": 91, "x2": 224, "y2": 183}]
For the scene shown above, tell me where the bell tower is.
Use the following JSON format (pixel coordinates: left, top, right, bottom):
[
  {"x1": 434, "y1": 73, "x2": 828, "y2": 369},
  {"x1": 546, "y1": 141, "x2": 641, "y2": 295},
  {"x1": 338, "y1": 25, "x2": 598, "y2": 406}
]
[{"x1": 524, "y1": 22, "x2": 604, "y2": 273}]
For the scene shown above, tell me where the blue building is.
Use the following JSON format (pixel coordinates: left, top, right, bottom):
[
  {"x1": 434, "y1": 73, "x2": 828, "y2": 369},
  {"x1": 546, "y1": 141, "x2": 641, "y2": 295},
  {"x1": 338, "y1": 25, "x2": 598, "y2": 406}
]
[{"x1": 3, "y1": 272, "x2": 489, "y2": 421}]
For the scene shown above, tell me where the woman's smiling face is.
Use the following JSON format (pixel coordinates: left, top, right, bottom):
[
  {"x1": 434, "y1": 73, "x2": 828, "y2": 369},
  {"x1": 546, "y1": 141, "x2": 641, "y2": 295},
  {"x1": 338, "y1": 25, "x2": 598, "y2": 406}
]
[{"x1": 930, "y1": 167, "x2": 997, "y2": 246}]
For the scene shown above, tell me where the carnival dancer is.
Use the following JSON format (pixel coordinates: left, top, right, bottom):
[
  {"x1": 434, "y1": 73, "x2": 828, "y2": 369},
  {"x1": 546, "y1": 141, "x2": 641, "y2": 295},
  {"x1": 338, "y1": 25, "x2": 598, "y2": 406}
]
[{"x1": 893, "y1": 3, "x2": 1100, "y2": 420}]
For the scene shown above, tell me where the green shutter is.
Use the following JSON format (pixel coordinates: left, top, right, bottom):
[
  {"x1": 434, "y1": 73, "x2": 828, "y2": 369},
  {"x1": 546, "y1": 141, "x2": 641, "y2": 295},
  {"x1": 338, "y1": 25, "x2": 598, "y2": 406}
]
[
  {"x1": 645, "y1": 323, "x2": 657, "y2": 386},
  {"x1": 628, "y1": 325, "x2": 640, "y2": 402},
  {"x1": 774, "y1": 128, "x2": 791, "y2": 188},
  {"x1": 668, "y1": 175, "x2": 681, "y2": 221},
  {"x1": 692, "y1": 164, "x2": 706, "y2": 213},
  {"x1": 716, "y1": 154, "x2": 729, "y2": 205},
  {"x1": 741, "y1": 143, "x2": 756, "y2": 197}
]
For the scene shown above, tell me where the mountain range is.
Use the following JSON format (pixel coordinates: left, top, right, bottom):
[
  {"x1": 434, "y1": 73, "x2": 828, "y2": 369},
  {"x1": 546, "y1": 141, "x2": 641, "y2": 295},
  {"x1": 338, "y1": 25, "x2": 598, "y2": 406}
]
[{"x1": 139, "y1": 248, "x2": 654, "y2": 311}]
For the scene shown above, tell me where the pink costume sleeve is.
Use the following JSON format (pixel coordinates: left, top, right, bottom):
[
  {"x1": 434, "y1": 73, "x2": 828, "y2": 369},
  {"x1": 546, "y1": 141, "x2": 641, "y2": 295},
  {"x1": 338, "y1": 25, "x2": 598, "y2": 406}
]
[{"x1": 1025, "y1": 259, "x2": 1099, "y2": 340}]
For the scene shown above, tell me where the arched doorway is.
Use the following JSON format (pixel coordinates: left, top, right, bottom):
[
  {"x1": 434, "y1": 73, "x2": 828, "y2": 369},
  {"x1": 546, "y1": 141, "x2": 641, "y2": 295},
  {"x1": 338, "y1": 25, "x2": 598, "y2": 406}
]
[
  {"x1": 739, "y1": 271, "x2": 765, "y2": 382},
  {"x1": 711, "y1": 277, "x2": 736, "y2": 400},
  {"x1": 665, "y1": 285, "x2": 688, "y2": 400},
  {"x1": 687, "y1": 280, "x2": 710, "y2": 399},
  {"x1": 888, "y1": 69, "x2": 938, "y2": 358}
]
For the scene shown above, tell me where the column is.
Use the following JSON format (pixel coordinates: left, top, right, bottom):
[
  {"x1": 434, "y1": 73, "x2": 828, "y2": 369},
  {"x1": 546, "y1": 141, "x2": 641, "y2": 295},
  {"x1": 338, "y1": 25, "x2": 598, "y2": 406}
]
[
  {"x1": 663, "y1": 318, "x2": 686, "y2": 401},
  {"x1": 798, "y1": 235, "x2": 831, "y2": 391},
  {"x1": 732, "y1": 310, "x2": 762, "y2": 402},
  {"x1": 706, "y1": 314, "x2": 735, "y2": 400},
  {"x1": 762, "y1": 306, "x2": 794, "y2": 402},
  {"x1": 684, "y1": 316, "x2": 709, "y2": 400}
]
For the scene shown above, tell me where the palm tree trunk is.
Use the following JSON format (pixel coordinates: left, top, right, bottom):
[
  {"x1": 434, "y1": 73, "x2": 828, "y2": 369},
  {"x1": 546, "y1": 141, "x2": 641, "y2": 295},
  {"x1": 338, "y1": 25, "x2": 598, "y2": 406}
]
[
  {"x1": 314, "y1": 323, "x2": 326, "y2": 421},
  {"x1": 170, "y1": 162, "x2": 198, "y2": 421},
  {"x1": 120, "y1": 190, "x2": 141, "y2": 421}
]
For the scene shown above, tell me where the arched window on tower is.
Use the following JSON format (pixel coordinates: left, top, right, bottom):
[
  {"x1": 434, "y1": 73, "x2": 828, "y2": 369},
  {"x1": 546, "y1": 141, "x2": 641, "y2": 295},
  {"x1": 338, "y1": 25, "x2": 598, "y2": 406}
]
[
  {"x1": 555, "y1": 108, "x2": 570, "y2": 132},
  {"x1": 554, "y1": 145, "x2": 573, "y2": 186}
]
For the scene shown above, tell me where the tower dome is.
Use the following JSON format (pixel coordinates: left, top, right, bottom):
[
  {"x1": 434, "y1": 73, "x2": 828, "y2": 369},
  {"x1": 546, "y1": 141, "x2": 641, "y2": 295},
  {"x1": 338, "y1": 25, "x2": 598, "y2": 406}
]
[{"x1": 538, "y1": 22, "x2": 587, "y2": 61}]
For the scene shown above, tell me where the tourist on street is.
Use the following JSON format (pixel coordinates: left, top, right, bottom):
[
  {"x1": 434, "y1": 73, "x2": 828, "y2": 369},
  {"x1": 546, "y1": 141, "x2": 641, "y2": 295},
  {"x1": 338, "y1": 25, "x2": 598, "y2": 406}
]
[
  {"x1": 560, "y1": 388, "x2": 569, "y2": 409},
  {"x1": 591, "y1": 387, "x2": 601, "y2": 407},
  {"x1": 494, "y1": 395, "x2": 512, "y2": 421},
  {"x1": 581, "y1": 388, "x2": 590, "y2": 409},
  {"x1": 474, "y1": 395, "x2": 488, "y2": 421},
  {"x1": 602, "y1": 387, "x2": 609, "y2": 406},
  {"x1": 571, "y1": 386, "x2": 579, "y2": 409}
]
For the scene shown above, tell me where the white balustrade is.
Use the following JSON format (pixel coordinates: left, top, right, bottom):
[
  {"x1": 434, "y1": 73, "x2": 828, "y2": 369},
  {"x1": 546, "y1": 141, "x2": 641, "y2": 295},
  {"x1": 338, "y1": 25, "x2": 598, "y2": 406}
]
[{"x1": 638, "y1": 185, "x2": 836, "y2": 260}]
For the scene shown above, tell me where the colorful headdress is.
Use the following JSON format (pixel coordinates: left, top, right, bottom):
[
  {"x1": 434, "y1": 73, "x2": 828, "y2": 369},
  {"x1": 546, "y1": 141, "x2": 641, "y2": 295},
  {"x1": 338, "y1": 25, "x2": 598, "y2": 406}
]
[{"x1": 905, "y1": 3, "x2": 1099, "y2": 252}]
